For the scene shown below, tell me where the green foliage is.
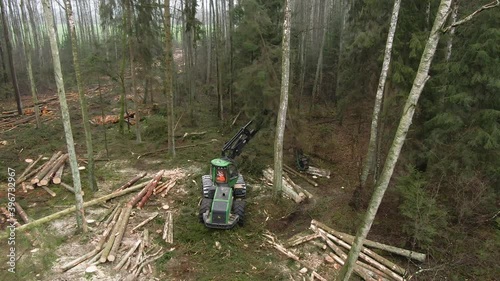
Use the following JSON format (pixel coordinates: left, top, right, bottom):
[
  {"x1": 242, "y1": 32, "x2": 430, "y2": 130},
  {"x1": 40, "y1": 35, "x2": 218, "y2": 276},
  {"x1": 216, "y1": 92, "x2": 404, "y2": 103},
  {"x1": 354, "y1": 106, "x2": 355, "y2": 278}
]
[
  {"x1": 142, "y1": 115, "x2": 169, "y2": 141},
  {"x1": 396, "y1": 167, "x2": 448, "y2": 250}
]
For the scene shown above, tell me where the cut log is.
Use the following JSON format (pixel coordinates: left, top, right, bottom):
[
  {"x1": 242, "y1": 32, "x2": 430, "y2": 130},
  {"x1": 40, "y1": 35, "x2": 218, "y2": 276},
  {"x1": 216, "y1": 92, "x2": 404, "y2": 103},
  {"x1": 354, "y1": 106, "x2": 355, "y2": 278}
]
[
  {"x1": 103, "y1": 203, "x2": 122, "y2": 225},
  {"x1": 317, "y1": 228, "x2": 403, "y2": 281},
  {"x1": 52, "y1": 161, "x2": 66, "y2": 184},
  {"x1": 96, "y1": 221, "x2": 116, "y2": 251},
  {"x1": 60, "y1": 182, "x2": 85, "y2": 196},
  {"x1": 311, "y1": 220, "x2": 426, "y2": 262},
  {"x1": 262, "y1": 168, "x2": 305, "y2": 203},
  {"x1": 162, "y1": 211, "x2": 173, "y2": 243},
  {"x1": 97, "y1": 204, "x2": 119, "y2": 225},
  {"x1": 283, "y1": 164, "x2": 319, "y2": 187},
  {"x1": 323, "y1": 229, "x2": 406, "y2": 276},
  {"x1": 283, "y1": 172, "x2": 313, "y2": 199},
  {"x1": 39, "y1": 154, "x2": 68, "y2": 186},
  {"x1": 108, "y1": 205, "x2": 133, "y2": 262},
  {"x1": 305, "y1": 166, "x2": 331, "y2": 178},
  {"x1": 100, "y1": 207, "x2": 125, "y2": 263},
  {"x1": 286, "y1": 233, "x2": 320, "y2": 247},
  {"x1": 263, "y1": 233, "x2": 300, "y2": 261},
  {"x1": 113, "y1": 239, "x2": 142, "y2": 271},
  {"x1": 16, "y1": 158, "x2": 48, "y2": 184},
  {"x1": 14, "y1": 202, "x2": 30, "y2": 224},
  {"x1": 315, "y1": 227, "x2": 379, "y2": 281},
  {"x1": 114, "y1": 172, "x2": 147, "y2": 192},
  {"x1": 136, "y1": 170, "x2": 164, "y2": 209},
  {"x1": 61, "y1": 248, "x2": 99, "y2": 272},
  {"x1": 40, "y1": 185, "x2": 56, "y2": 197},
  {"x1": 131, "y1": 212, "x2": 158, "y2": 233},
  {"x1": 1, "y1": 181, "x2": 149, "y2": 238},
  {"x1": 18, "y1": 155, "x2": 43, "y2": 181},
  {"x1": 31, "y1": 151, "x2": 62, "y2": 184},
  {"x1": 311, "y1": 271, "x2": 327, "y2": 281}
]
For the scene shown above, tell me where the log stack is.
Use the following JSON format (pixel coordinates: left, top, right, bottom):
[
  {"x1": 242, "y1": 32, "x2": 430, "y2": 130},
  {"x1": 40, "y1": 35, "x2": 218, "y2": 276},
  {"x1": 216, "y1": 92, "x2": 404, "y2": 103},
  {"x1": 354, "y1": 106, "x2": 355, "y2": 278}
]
[
  {"x1": 262, "y1": 167, "x2": 312, "y2": 203},
  {"x1": 59, "y1": 170, "x2": 173, "y2": 279},
  {"x1": 265, "y1": 219, "x2": 426, "y2": 280}
]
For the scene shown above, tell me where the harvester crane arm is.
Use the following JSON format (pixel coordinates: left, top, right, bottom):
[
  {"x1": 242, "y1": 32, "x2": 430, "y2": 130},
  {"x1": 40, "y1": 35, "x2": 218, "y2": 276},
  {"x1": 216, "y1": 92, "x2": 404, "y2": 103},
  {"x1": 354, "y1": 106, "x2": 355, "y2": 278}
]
[{"x1": 221, "y1": 120, "x2": 258, "y2": 160}]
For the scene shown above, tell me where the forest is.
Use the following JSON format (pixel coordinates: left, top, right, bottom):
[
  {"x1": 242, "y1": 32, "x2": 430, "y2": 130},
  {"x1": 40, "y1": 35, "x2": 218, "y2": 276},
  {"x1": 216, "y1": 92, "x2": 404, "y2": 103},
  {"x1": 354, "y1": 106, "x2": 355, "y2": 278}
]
[{"x1": 0, "y1": 0, "x2": 498, "y2": 280}]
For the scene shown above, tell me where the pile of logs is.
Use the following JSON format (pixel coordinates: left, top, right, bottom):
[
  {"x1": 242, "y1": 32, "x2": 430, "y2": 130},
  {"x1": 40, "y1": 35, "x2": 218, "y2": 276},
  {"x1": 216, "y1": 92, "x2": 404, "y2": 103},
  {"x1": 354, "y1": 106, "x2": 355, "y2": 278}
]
[
  {"x1": 15, "y1": 151, "x2": 76, "y2": 197},
  {"x1": 262, "y1": 167, "x2": 313, "y2": 203},
  {"x1": 265, "y1": 219, "x2": 426, "y2": 281},
  {"x1": 60, "y1": 170, "x2": 182, "y2": 278},
  {"x1": 0, "y1": 96, "x2": 61, "y2": 131}
]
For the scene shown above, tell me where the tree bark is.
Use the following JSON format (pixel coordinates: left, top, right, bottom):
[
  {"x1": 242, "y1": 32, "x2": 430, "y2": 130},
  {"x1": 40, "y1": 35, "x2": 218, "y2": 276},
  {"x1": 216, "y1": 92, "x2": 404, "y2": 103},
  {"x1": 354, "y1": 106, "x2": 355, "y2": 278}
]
[
  {"x1": 126, "y1": 0, "x2": 141, "y2": 143},
  {"x1": 66, "y1": 0, "x2": 97, "y2": 191},
  {"x1": 165, "y1": 0, "x2": 176, "y2": 157},
  {"x1": 310, "y1": 0, "x2": 329, "y2": 112},
  {"x1": 359, "y1": 0, "x2": 401, "y2": 189},
  {"x1": 20, "y1": 0, "x2": 41, "y2": 128},
  {"x1": 0, "y1": 0, "x2": 22, "y2": 115},
  {"x1": 43, "y1": 0, "x2": 88, "y2": 231},
  {"x1": 338, "y1": 1, "x2": 452, "y2": 279},
  {"x1": 0, "y1": 181, "x2": 149, "y2": 239},
  {"x1": 273, "y1": 0, "x2": 292, "y2": 198}
]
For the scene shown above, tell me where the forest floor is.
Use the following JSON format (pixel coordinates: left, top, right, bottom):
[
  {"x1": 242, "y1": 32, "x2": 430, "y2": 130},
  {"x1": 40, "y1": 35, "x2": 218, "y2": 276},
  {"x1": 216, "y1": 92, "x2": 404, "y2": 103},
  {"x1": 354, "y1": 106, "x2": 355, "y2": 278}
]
[{"x1": 0, "y1": 85, "x2": 413, "y2": 281}]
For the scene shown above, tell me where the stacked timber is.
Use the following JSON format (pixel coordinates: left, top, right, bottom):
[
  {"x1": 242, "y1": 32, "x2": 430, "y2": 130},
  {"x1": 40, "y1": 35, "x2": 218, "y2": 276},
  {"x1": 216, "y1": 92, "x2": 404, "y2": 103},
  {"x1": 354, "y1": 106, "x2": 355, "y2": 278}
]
[
  {"x1": 265, "y1": 219, "x2": 426, "y2": 280},
  {"x1": 262, "y1": 167, "x2": 313, "y2": 203}
]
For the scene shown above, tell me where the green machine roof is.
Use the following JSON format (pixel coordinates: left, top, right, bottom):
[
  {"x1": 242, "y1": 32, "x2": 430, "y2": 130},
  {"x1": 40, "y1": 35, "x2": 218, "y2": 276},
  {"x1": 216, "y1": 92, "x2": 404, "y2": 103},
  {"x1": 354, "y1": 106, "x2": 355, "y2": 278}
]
[{"x1": 211, "y1": 158, "x2": 232, "y2": 167}]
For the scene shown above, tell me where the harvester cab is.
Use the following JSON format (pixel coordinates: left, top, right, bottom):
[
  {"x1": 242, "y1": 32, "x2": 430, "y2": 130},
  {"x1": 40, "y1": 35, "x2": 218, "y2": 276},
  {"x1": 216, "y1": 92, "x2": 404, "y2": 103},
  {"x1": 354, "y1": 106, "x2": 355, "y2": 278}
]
[{"x1": 199, "y1": 120, "x2": 258, "y2": 229}]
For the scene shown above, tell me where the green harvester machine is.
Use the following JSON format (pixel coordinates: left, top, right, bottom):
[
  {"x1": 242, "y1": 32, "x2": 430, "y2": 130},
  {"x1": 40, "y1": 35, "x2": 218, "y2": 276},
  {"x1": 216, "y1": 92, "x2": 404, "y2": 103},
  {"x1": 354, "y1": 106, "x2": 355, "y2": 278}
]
[{"x1": 199, "y1": 121, "x2": 258, "y2": 229}]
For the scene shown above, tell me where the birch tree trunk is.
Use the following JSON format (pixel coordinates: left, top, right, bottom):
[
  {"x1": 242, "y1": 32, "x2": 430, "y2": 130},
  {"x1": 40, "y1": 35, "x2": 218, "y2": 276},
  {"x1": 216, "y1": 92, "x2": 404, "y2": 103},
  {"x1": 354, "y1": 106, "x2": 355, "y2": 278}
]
[
  {"x1": 445, "y1": 2, "x2": 458, "y2": 62},
  {"x1": 0, "y1": 0, "x2": 22, "y2": 115},
  {"x1": 338, "y1": 1, "x2": 452, "y2": 279},
  {"x1": 66, "y1": 0, "x2": 97, "y2": 191},
  {"x1": 359, "y1": 0, "x2": 401, "y2": 189},
  {"x1": 165, "y1": 0, "x2": 175, "y2": 157},
  {"x1": 273, "y1": 0, "x2": 292, "y2": 198},
  {"x1": 42, "y1": 0, "x2": 88, "y2": 232},
  {"x1": 20, "y1": 0, "x2": 41, "y2": 128}
]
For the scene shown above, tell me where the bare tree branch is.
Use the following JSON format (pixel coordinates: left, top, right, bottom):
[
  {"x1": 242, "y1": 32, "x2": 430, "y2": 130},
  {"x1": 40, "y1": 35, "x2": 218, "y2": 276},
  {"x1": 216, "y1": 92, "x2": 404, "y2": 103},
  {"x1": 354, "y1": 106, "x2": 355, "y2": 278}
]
[{"x1": 443, "y1": 0, "x2": 499, "y2": 32}]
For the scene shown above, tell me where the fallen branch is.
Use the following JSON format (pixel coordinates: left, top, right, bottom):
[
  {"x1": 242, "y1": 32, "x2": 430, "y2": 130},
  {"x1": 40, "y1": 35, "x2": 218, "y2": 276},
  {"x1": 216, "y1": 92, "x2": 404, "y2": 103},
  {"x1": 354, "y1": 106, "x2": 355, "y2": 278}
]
[
  {"x1": 0, "y1": 181, "x2": 149, "y2": 238},
  {"x1": 131, "y1": 212, "x2": 158, "y2": 233},
  {"x1": 113, "y1": 239, "x2": 142, "y2": 271},
  {"x1": 286, "y1": 233, "x2": 320, "y2": 247},
  {"x1": 305, "y1": 166, "x2": 331, "y2": 178},
  {"x1": 61, "y1": 248, "x2": 99, "y2": 272}
]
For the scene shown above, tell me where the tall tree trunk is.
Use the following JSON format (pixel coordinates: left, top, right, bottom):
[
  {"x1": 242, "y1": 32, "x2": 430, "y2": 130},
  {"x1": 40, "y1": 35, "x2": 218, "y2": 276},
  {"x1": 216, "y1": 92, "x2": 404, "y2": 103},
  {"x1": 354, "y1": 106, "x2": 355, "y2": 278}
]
[
  {"x1": 359, "y1": 0, "x2": 401, "y2": 189},
  {"x1": 119, "y1": 3, "x2": 127, "y2": 134},
  {"x1": 210, "y1": 0, "x2": 222, "y2": 121},
  {"x1": 165, "y1": 0, "x2": 175, "y2": 157},
  {"x1": 445, "y1": 2, "x2": 458, "y2": 62},
  {"x1": 0, "y1": 0, "x2": 22, "y2": 115},
  {"x1": 42, "y1": 0, "x2": 88, "y2": 232},
  {"x1": 297, "y1": 0, "x2": 311, "y2": 112},
  {"x1": 20, "y1": 0, "x2": 41, "y2": 128},
  {"x1": 66, "y1": 0, "x2": 97, "y2": 191},
  {"x1": 273, "y1": 0, "x2": 292, "y2": 198},
  {"x1": 228, "y1": 0, "x2": 234, "y2": 113},
  {"x1": 126, "y1": 0, "x2": 141, "y2": 143},
  {"x1": 338, "y1": 1, "x2": 452, "y2": 279},
  {"x1": 310, "y1": 0, "x2": 329, "y2": 112}
]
